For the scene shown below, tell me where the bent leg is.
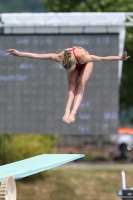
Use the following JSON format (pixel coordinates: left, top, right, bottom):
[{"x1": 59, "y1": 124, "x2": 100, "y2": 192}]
[
  {"x1": 67, "y1": 62, "x2": 93, "y2": 123},
  {"x1": 62, "y1": 68, "x2": 79, "y2": 122}
]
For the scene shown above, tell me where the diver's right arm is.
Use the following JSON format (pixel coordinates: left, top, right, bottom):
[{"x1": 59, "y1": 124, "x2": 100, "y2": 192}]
[{"x1": 6, "y1": 49, "x2": 62, "y2": 62}]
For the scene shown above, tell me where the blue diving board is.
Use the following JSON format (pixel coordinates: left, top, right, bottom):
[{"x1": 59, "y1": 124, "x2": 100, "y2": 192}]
[{"x1": 0, "y1": 154, "x2": 84, "y2": 182}]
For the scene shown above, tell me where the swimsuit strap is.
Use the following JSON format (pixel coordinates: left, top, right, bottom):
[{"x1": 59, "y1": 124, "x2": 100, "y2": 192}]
[
  {"x1": 70, "y1": 47, "x2": 80, "y2": 64},
  {"x1": 70, "y1": 47, "x2": 88, "y2": 64}
]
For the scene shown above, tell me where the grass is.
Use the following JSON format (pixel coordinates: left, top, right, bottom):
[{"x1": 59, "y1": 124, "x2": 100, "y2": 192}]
[{"x1": 16, "y1": 164, "x2": 133, "y2": 200}]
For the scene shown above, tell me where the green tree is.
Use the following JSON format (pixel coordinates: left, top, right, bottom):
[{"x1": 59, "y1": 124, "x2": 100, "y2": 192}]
[
  {"x1": 0, "y1": 134, "x2": 12, "y2": 165},
  {"x1": 120, "y1": 27, "x2": 133, "y2": 111},
  {"x1": 11, "y1": 134, "x2": 57, "y2": 162},
  {"x1": 41, "y1": 0, "x2": 133, "y2": 12},
  {"x1": 119, "y1": 27, "x2": 133, "y2": 126},
  {"x1": 0, "y1": 134, "x2": 57, "y2": 165}
]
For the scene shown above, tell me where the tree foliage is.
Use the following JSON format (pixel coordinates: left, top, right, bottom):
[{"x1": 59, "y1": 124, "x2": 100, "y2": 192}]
[
  {"x1": 120, "y1": 27, "x2": 133, "y2": 111},
  {"x1": 11, "y1": 134, "x2": 57, "y2": 162},
  {"x1": 119, "y1": 27, "x2": 133, "y2": 126},
  {"x1": 0, "y1": 134, "x2": 57, "y2": 165},
  {"x1": 0, "y1": 134, "x2": 12, "y2": 165},
  {"x1": 41, "y1": 0, "x2": 133, "y2": 12}
]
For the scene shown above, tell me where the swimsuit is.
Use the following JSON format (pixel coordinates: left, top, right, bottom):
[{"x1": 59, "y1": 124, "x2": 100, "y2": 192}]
[{"x1": 70, "y1": 47, "x2": 88, "y2": 70}]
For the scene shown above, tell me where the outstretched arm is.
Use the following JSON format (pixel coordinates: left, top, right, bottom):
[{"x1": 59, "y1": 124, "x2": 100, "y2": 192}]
[
  {"x1": 82, "y1": 51, "x2": 130, "y2": 62},
  {"x1": 6, "y1": 49, "x2": 62, "y2": 62}
]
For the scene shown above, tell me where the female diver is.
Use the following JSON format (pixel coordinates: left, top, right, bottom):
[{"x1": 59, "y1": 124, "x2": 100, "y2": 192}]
[{"x1": 6, "y1": 47, "x2": 130, "y2": 124}]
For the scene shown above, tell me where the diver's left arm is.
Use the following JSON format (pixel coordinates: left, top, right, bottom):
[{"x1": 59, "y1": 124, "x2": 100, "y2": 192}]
[{"x1": 82, "y1": 51, "x2": 130, "y2": 62}]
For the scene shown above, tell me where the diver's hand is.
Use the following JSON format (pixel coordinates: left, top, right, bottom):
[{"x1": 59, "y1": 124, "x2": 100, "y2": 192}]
[
  {"x1": 121, "y1": 51, "x2": 130, "y2": 61},
  {"x1": 6, "y1": 49, "x2": 20, "y2": 56}
]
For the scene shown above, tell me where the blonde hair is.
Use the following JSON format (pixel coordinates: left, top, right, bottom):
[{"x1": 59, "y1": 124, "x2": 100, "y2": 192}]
[{"x1": 60, "y1": 50, "x2": 76, "y2": 71}]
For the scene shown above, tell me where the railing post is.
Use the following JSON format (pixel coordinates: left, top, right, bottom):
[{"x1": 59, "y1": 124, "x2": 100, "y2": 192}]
[{"x1": 120, "y1": 170, "x2": 126, "y2": 189}]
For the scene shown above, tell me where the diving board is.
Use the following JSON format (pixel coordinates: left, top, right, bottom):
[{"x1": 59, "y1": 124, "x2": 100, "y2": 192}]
[
  {"x1": 0, "y1": 154, "x2": 84, "y2": 181},
  {"x1": 0, "y1": 154, "x2": 84, "y2": 200}
]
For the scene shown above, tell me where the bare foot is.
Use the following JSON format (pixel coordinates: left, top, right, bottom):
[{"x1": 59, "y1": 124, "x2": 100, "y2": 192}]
[
  {"x1": 67, "y1": 110, "x2": 76, "y2": 123},
  {"x1": 62, "y1": 110, "x2": 70, "y2": 122}
]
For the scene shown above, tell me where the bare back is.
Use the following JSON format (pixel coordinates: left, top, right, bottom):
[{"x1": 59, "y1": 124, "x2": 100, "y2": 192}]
[{"x1": 64, "y1": 46, "x2": 89, "y2": 64}]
